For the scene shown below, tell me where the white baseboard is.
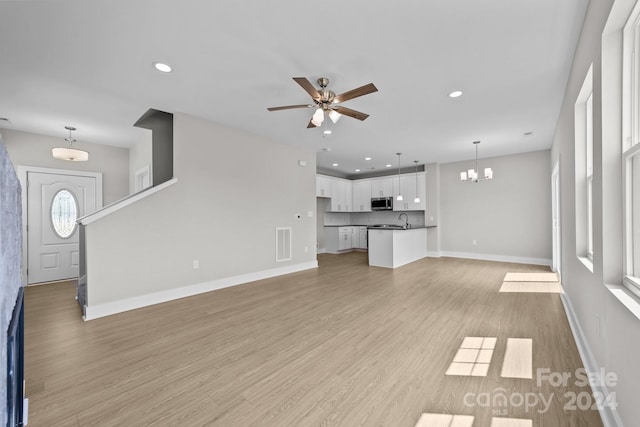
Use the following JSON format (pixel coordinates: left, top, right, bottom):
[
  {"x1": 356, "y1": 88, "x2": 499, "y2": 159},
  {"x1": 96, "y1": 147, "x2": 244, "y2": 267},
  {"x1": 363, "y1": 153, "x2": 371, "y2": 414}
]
[
  {"x1": 560, "y1": 293, "x2": 623, "y2": 427},
  {"x1": 84, "y1": 261, "x2": 318, "y2": 321},
  {"x1": 438, "y1": 251, "x2": 552, "y2": 266},
  {"x1": 427, "y1": 251, "x2": 441, "y2": 258}
]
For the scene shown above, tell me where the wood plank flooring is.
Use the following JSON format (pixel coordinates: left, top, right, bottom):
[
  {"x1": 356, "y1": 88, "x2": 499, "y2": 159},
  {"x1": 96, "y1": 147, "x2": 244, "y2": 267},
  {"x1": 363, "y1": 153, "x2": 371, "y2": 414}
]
[{"x1": 24, "y1": 253, "x2": 604, "y2": 426}]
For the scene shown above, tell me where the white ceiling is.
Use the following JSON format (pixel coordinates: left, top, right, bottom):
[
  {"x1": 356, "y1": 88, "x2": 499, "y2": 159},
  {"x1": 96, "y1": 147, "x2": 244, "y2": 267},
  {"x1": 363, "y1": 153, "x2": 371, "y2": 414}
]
[{"x1": 0, "y1": 0, "x2": 588, "y2": 176}]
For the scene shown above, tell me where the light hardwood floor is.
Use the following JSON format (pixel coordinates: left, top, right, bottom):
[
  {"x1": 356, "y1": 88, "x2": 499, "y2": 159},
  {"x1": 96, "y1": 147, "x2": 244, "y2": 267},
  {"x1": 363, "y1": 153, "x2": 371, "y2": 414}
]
[{"x1": 24, "y1": 253, "x2": 604, "y2": 426}]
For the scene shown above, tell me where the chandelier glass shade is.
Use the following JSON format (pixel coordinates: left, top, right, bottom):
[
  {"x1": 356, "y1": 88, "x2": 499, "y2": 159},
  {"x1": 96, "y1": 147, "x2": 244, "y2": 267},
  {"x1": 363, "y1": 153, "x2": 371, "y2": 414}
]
[{"x1": 52, "y1": 126, "x2": 89, "y2": 161}]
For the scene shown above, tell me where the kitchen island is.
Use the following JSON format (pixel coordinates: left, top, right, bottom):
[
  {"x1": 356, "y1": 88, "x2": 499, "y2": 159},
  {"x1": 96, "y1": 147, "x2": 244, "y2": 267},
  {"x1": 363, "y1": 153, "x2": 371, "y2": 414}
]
[{"x1": 368, "y1": 226, "x2": 427, "y2": 268}]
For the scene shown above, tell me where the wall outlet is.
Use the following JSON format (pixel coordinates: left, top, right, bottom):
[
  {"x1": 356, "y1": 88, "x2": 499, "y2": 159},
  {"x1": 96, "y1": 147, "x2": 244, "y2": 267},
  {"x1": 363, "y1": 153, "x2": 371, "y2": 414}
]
[
  {"x1": 472, "y1": 239, "x2": 477, "y2": 246},
  {"x1": 307, "y1": 210, "x2": 313, "y2": 217},
  {"x1": 192, "y1": 259, "x2": 199, "y2": 269},
  {"x1": 304, "y1": 246, "x2": 308, "y2": 253}
]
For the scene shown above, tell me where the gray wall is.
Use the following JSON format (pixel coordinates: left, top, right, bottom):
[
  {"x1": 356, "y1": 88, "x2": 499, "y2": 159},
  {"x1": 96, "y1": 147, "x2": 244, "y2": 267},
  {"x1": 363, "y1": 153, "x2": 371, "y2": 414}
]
[
  {"x1": 551, "y1": 0, "x2": 640, "y2": 425},
  {"x1": 85, "y1": 113, "x2": 317, "y2": 306},
  {"x1": 1, "y1": 128, "x2": 129, "y2": 205},
  {"x1": 439, "y1": 150, "x2": 552, "y2": 263},
  {"x1": 134, "y1": 109, "x2": 173, "y2": 186},
  {"x1": 128, "y1": 132, "x2": 153, "y2": 193}
]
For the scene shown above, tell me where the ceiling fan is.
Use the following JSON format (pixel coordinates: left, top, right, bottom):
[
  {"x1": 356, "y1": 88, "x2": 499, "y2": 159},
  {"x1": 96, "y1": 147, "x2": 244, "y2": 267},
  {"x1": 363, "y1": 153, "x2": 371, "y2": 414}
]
[{"x1": 267, "y1": 77, "x2": 378, "y2": 128}]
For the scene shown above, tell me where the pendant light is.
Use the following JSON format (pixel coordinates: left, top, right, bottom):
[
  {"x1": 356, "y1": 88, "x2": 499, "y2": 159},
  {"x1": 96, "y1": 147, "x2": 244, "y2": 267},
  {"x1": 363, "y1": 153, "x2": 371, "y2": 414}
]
[
  {"x1": 413, "y1": 160, "x2": 420, "y2": 203},
  {"x1": 460, "y1": 140, "x2": 492, "y2": 183},
  {"x1": 396, "y1": 152, "x2": 403, "y2": 201},
  {"x1": 52, "y1": 126, "x2": 89, "y2": 161}
]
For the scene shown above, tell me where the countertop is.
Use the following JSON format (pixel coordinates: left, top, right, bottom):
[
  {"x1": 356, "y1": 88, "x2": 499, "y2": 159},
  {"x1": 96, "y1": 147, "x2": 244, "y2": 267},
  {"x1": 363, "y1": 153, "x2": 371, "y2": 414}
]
[{"x1": 323, "y1": 224, "x2": 427, "y2": 230}]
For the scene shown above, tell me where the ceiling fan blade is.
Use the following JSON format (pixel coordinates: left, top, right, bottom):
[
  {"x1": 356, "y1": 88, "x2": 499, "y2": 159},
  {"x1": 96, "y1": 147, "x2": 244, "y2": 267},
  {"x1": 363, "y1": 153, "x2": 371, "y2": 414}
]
[
  {"x1": 332, "y1": 105, "x2": 370, "y2": 121},
  {"x1": 307, "y1": 118, "x2": 318, "y2": 128},
  {"x1": 267, "y1": 104, "x2": 314, "y2": 111},
  {"x1": 293, "y1": 77, "x2": 321, "y2": 100},
  {"x1": 334, "y1": 83, "x2": 378, "y2": 103}
]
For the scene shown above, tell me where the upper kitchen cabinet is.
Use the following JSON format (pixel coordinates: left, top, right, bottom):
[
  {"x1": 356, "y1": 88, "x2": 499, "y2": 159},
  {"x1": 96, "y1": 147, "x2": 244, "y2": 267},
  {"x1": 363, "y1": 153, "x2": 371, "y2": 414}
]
[
  {"x1": 370, "y1": 177, "x2": 393, "y2": 198},
  {"x1": 316, "y1": 175, "x2": 332, "y2": 198},
  {"x1": 393, "y1": 172, "x2": 426, "y2": 211},
  {"x1": 330, "y1": 178, "x2": 352, "y2": 212},
  {"x1": 352, "y1": 180, "x2": 372, "y2": 212}
]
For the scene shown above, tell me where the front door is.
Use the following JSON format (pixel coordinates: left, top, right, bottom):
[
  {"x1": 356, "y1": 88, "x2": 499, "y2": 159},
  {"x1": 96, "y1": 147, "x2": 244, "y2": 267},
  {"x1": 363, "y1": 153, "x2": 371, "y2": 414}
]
[{"x1": 26, "y1": 171, "x2": 98, "y2": 284}]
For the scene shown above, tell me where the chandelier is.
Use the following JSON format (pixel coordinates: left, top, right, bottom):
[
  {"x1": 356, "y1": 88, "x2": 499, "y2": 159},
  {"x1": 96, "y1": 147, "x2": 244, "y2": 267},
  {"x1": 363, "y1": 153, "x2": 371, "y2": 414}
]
[{"x1": 460, "y1": 140, "x2": 492, "y2": 182}]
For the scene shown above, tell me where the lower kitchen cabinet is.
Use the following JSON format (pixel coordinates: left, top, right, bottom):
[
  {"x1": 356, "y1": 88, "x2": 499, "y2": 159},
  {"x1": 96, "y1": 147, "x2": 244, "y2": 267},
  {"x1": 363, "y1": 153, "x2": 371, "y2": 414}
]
[
  {"x1": 352, "y1": 226, "x2": 368, "y2": 249},
  {"x1": 324, "y1": 226, "x2": 368, "y2": 253}
]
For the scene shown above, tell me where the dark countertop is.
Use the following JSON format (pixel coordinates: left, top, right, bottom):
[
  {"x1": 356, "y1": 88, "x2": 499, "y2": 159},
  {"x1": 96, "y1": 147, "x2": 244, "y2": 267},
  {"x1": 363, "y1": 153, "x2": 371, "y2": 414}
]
[
  {"x1": 323, "y1": 225, "x2": 369, "y2": 227},
  {"x1": 367, "y1": 225, "x2": 427, "y2": 230},
  {"x1": 324, "y1": 224, "x2": 429, "y2": 230}
]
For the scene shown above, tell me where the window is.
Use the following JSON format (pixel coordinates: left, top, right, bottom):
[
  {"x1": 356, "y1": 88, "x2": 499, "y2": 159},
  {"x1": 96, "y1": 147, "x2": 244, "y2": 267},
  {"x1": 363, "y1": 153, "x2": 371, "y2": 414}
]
[
  {"x1": 574, "y1": 65, "x2": 593, "y2": 270},
  {"x1": 51, "y1": 189, "x2": 78, "y2": 238},
  {"x1": 586, "y1": 93, "x2": 594, "y2": 261},
  {"x1": 623, "y1": 3, "x2": 640, "y2": 297}
]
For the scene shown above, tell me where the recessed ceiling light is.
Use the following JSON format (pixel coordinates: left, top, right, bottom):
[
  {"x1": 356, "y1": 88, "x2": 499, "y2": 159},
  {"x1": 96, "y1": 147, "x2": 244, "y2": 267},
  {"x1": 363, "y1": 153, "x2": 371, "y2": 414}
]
[
  {"x1": 322, "y1": 147, "x2": 331, "y2": 152},
  {"x1": 323, "y1": 130, "x2": 332, "y2": 135},
  {"x1": 386, "y1": 164, "x2": 392, "y2": 168},
  {"x1": 365, "y1": 157, "x2": 372, "y2": 161},
  {"x1": 332, "y1": 163, "x2": 339, "y2": 167},
  {"x1": 449, "y1": 90, "x2": 463, "y2": 98},
  {"x1": 355, "y1": 169, "x2": 361, "y2": 172},
  {"x1": 153, "y1": 62, "x2": 172, "y2": 73}
]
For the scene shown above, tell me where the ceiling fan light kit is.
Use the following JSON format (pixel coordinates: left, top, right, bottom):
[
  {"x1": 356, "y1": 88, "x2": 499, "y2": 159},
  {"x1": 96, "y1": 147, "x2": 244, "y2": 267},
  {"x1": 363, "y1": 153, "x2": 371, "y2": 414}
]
[
  {"x1": 460, "y1": 141, "x2": 492, "y2": 183},
  {"x1": 267, "y1": 77, "x2": 378, "y2": 130}
]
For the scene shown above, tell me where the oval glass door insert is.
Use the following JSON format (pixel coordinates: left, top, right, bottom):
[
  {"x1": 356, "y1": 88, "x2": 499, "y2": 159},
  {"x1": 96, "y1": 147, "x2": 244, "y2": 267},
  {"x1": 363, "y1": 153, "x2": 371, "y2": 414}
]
[{"x1": 51, "y1": 189, "x2": 78, "y2": 238}]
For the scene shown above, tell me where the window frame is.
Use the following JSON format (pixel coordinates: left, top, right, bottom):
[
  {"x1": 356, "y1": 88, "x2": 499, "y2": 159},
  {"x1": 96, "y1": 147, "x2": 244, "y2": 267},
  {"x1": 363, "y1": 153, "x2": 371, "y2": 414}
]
[
  {"x1": 574, "y1": 64, "x2": 593, "y2": 271},
  {"x1": 586, "y1": 92, "x2": 594, "y2": 262},
  {"x1": 622, "y1": 3, "x2": 640, "y2": 297}
]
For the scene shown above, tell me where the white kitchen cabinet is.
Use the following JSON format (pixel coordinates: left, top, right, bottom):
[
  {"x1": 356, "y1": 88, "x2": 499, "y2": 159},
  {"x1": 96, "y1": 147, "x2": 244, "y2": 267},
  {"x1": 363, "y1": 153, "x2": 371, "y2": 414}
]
[
  {"x1": 370, "y1": 177, "x2": 393, "y2": 198},
  {"x1": 339, "y1": 227, "x2": 353, "y2": 251},
  {"x1": 355, "y1": 226, "x2": 368, "y2": 249},
  {"x1": 316, "y1": 175, "x2": 332, "y2": 198},
  {"x1": 393, "y1": 172, "x2": 426, "y2": 211},
  {"x1": 330, "y1": 178, "x2": 352, "y2": 212},
  {"x1": 324, "y1": 226, "x2": 367, "y2": 253},
  {"x1": 324, "y1": 226, "x2": 354, "y2": 253},
  {"x1": 352, "y1": 180, "x2": 372, "y2": 212}
]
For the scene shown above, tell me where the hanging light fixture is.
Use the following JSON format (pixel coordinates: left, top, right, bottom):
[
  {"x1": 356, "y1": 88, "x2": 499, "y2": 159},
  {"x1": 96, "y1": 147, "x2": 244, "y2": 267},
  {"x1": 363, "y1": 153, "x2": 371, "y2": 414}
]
[
  {"x1": 327, "y1": 110, "x2": 342, "y2": 124},
  {"x1": 396, "y1": 152, "x2": 403, "y2": 201},
  {"x1": 460, "y1": 140, "x2": 492, "y2": 183},
  {"x1": 311, "y1": 108, "x2": 325, "y2": 127},
  {"x1": 413, "y1": 160, "x2": 420, "y2": 203},
  {"x1": 52, "y1": 126, "x2": 89, "y2": 161}
]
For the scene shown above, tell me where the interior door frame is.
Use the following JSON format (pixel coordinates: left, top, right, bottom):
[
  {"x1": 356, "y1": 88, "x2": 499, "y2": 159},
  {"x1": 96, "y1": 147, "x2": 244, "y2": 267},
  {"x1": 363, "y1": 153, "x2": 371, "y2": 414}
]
[
  {"x1": 551, "y1": 159, "x2": 562, "y2": 277},
  {"x1": 17, "y1": 166, "x2": 103, "y2": 285}
]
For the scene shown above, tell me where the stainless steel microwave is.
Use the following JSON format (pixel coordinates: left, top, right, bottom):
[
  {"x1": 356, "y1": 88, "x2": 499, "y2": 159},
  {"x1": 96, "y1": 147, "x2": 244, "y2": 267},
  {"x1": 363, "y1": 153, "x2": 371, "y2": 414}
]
[{"x1": 371, "y1": 197, "x2": 393, "y2": 211}]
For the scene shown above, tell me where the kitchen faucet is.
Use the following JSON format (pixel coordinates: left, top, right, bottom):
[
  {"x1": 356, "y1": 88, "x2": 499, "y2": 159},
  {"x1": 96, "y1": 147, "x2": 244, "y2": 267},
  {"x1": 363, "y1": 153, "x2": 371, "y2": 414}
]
[{"x1": 398, "y1": 213, "x2": 409, "y2": 228}]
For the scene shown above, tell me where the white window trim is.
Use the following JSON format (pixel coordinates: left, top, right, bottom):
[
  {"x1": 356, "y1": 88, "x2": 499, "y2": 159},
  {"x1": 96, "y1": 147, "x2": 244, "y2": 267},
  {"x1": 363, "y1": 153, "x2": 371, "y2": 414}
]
[
  {"x1": 622, "y1": 4, "x2": 640, "y2": 299},
  {"x1": 623, "y1": 143, "x2": 640, "y2": 296},
  {"x1": 574, "y1": 65, "x2": 593, "y2": 271}
]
